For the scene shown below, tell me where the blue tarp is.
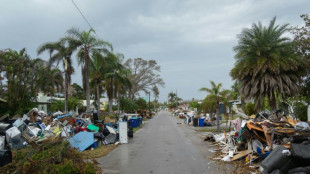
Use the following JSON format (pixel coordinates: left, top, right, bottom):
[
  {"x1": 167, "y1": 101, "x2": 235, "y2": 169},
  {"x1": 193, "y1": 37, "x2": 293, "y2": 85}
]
[{"x1": 68, "y1": 132, "x2": 94, "y2": 152}]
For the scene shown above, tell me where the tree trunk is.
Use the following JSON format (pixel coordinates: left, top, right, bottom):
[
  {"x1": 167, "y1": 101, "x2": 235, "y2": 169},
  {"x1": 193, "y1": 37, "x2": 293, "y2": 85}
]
[
  {"x1": 269, "y1": 91, "x2": 277, "y2": 111},
  {"x1": 117, "y1": 92, "x2": 120, "y2": 116},
  {"x1": 85, "y1": 61, "x2": 90, "y2": 113},
  {"x1": 109, "y1": 98, "x2": 113, "y2": 115},
  {"x1": 64, "y1": 58, "x2": 68, "y2": 114},
  {"x1": 96, "y1": 82, "x2": 100, "y2": 116},
  {"x1": 216, "y1": 100, "x2": 220, "y2": 132},
  {"x1": 0, "y1": 73, "x2": 2, "y2": 96}
]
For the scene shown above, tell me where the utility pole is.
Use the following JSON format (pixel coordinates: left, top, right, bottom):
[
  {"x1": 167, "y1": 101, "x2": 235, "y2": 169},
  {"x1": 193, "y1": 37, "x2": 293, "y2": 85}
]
[
  {"x1": 148, "y1": 91, "x2": 151, "y2": 117},
  {"x1": 176, "y1": 89, "x2": 178, "y2": 110}
]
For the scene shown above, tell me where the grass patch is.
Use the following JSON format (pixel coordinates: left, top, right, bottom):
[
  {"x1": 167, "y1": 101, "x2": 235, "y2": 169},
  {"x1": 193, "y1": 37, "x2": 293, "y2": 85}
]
[
  {"x1": 81, "y1": 144, "x2": 118, "y2": 159},
  {"x1": 196, "y1": 127, "x2": 231, "y2": 133},
  {"x1": 133, "y1": 126, "x2": 142, "y2": 133}
]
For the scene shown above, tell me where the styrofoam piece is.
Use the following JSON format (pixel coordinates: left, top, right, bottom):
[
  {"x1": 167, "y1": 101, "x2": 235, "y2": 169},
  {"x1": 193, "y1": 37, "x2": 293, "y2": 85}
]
[
  {"x1": 6, "y1": 127, "x2": 21, "y2": 143},
  {"x1": 61, "y1": 126, "x2": 72, "y2": 137},
  {"x1": 106, "y1": 126, "x2": 116, "y2": 134},
  {"x1": 30, "y1": 128, "x2": 41, "y2": 136},
  {"x1": 22, "y1": 114, "x2": 29, "y2": 121},
  {"x1": 213, "y1": 133, "x2": 225, "y2": 142},
  {"x1": 221, "y1": 155, "x2": 230, "y2": 161},
  {"x1": 0, "y1": 123, "x2": 10, "y2": 129},
  {"x1": 13, "y1": 119, "x2": 23, "y2": 128},
  {"x1": 0, "y1": 136, "x2": 5, "y2": 149},
  {"x1": 45, "y1": 125, "x2": 51, "y2": 131},
  {"x1": 119, "y1": 122, "x2": 128, "y2": 144}
]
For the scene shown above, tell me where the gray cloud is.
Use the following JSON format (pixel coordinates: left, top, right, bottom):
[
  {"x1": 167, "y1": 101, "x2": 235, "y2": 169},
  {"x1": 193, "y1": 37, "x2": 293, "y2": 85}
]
[{"x1": 1, "y1": 0, "x2": 309, "y2": 102}]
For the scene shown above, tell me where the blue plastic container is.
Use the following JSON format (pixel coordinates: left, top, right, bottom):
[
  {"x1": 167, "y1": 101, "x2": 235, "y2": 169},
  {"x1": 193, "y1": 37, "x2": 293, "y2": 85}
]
[
  {"x1": 137, "y1": 117, "x2": 142, "y2": 127},
  {"x1": 199, "y1": 118, "x2": 205, "y2": 127},
  {"x1": 92, "y1": 141, "x2": 98, "y2": 148},
  {"x1": 130, "y1": 119, "x2": 136, "y2": 128}
]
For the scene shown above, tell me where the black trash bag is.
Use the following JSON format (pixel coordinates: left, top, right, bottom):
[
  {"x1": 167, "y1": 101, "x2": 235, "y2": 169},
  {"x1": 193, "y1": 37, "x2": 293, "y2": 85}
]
[
  {"x1": 104, "y1": 134, "x2": 117, "y2": 144},
  {"x1": 103, "y1": 127, "x2": 110, "y2": 136},
  {"x1": 94, "y1": 132, "x2": 105, "y2": 141},
  {"x1": 291, "y1": 143, "x2": 310, "y2": 160},
  {"x1": 288, "y1": 166, "x2": 310, "y2": 174},
  {"x1": 261, "y1": 146, "x2": 291, "y2": 173},
  {"x1": 205, "y1": 122, "x2": 212, "y2": 127},
  {"x1": 128, "y1": 129, "x2": 133, "y2": 138},
  {"x1": 0, "y1": 150, "x2": 12, "y2": 167}
]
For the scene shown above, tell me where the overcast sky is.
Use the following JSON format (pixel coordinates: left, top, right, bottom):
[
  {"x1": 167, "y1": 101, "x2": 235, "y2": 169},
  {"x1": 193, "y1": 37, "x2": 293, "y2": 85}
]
[{"x1": 1, "y1": 0, "x2": 309, "y2": 102}]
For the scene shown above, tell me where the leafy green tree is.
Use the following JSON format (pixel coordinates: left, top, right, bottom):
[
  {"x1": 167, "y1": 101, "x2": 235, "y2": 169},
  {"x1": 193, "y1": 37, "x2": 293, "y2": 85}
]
[
  {"x1": 124, "y1": 58, "x2": 165, "y2": 100},
  {"x1": 120, "y1": 98, "x2": 138, "y2": 113},
  {"x1": 62, "y1": 28, "x2": 112, "y2": 112},
  {"x1": 38, "y1": 41, "x2": 74, "y2": 113},
  {"x1": 68, "y1": 97, "x2": 83, "y2": 111},
  {"x1": 103, "y1": 53, "x2": 131, "y2": 115},
  {"x1": 189, "y1": 101, "x2": 200, "y2": 109},
  {"x1": 200, "y1": 81, "x2": 230, "y2": 131},
  {"x1": 89, "y1": 52, "x2": 106, "y2": 115},
  {"x1": 290, "y1": 14, "x2": 310, "y2": 103},
  {"x1": 135, "y1": 97, "x2": 147, "y2": 110},
  {"x1": 2, "y1": 48, "x2": 61, "y2": 115},
  {"x1": 50, "y1": 100, "x2": 64, "y2": 112},
  {"x1": 152, "y1": 86, "x2": 160, "y2": 102},
  {"x1": 168, "y1": 92, "x2": 177, "y2": 104},
  {"x1": 231, "y1": 17, "x2": 303, "y2": 111},
  {"x1": 71, "y1": 83, "x2": 85, "y2": 99},
  {"x1": 199, "y1": 95, "x2": 216, "y2": 114}
]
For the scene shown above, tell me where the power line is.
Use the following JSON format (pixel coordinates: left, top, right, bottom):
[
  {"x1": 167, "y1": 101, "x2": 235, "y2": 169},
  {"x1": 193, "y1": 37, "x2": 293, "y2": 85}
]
[{"x1": 71, "y1": 0, "x2": 94, "y2": 30}]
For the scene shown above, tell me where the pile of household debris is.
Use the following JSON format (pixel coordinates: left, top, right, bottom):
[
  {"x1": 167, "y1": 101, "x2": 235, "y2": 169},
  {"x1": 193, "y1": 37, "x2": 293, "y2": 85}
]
[
  {"x1": 0, "y1": 108, "x2": 133, "y2": 167},
  {"x1": 204, "y1": 107, "x2": 310, "y2": 174}
]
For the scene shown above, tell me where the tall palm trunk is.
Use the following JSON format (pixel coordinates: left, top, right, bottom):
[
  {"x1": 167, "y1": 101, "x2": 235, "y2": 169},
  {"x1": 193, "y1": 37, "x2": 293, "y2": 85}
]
[
  {"x1": 85, "y1": 58, "x2": 90, "y2": 113},
  {"x1": 64, "y1": 58, "x2": 68, "y2": 114},
  {"x1": 109, "y1": 98, "x2": 113, "y2": 115},
  {"x1": 96, "y1": 82, "x2": 100, "y2": 116},
  {"x1": 269, "y1": 91, "x2": 277, "y2": 111},
  {"x1": 117, "y1": 93, "x2": 120, "y2": 115},
  {"x1": 216, "y1": 98, "x2": 220, "y2": 132},
  {"x1": 0, "y1": 73, "x2": 2, "y2": 96},
  {"x1": 109, "y1": 76, "x2": 114, "y2": 115}
]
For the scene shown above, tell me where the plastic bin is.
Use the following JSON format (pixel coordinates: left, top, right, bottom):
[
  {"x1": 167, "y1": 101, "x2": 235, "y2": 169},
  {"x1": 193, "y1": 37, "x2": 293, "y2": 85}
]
[
  {"x1": 137, "y1": 117, "x2": 142, "y2": 127},
  {"x1": 130, "y1": 119, "x2": 136, "y2": 128},
  {"x1": 193, "y1": 118, "x2": 199, "y2": 127},
  {"x1": 199, "y1": 118, "x2": 205, "y2": 127}
]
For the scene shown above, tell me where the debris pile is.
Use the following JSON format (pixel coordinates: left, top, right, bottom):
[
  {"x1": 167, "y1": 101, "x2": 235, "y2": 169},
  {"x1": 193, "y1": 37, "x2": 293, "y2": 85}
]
[
  {"x1": 0, "y1": 108, "x2": 140, "y2": 169},
  {"x1": 204, "y1": 108, "x2": 310, "y2": 173},
  {"x1": 0, "y1": 139, "x2": 99, "y2": 174}
]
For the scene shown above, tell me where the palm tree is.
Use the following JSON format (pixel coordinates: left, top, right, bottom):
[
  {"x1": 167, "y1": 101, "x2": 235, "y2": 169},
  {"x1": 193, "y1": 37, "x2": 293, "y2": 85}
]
[
  {"x1": 38, "y1": 41, "x2": 74, "y2": 113},
  {"x1": 89, "y1": 52, "x2": 105, "y2": 115},
  {"x1": 62, "y1": 28, "x2": 113, "y2": 112},
  {"x1": 103, "y1": 53, "x2": 131, "y2": 115},
  {"x1": 152, "y1": 86, "x2": 159, "y2": 102},
  {"x1": 200, "y1": 81, "x2": 230, "y2": 131},
  {"x1": 231, "y1": 17, "x2": 302, "y2": 111}
]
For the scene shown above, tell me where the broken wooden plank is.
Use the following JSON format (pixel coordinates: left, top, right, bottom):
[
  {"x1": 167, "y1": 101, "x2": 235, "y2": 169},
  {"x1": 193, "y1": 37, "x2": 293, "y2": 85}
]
[
  {"x1": 231, "y1": 149, "x2": 253, "y2": 161},
  {"x1": 246, "y1": 122, "x2": 264, "y2": 132}
]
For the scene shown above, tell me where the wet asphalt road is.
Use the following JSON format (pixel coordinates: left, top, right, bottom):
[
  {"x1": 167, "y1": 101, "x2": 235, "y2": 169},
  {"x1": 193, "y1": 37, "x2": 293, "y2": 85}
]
[{"x1": 98, "y1": 111, "x2": 232, "y2": 174}]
